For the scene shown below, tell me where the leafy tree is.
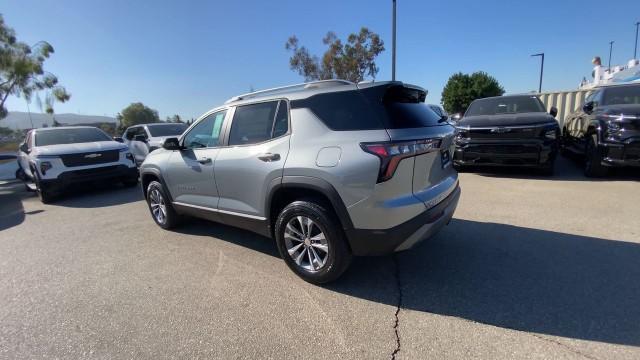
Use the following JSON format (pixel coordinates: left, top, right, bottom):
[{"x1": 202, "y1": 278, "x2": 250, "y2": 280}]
[
  {"x1": 116, "y1": 102, "x2": 159, "y2": 132},
  {"x1": 0, "y1": 14, "x2": 70, "y2": 119},
  {"x1": 285, "y1": 27, "x2": 385, "y2": 83},
  {"x1": 166, "y1": 114, "x2": 183, "y2": 123},
  {"x1": 441, "y1": 71, "x2": 505, "y2": 114}
]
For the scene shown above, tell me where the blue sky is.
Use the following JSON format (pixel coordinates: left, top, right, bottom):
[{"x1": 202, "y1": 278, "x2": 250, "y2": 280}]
[{"x1": 2, "y1": 0, "x2": 639, "y2": 119}]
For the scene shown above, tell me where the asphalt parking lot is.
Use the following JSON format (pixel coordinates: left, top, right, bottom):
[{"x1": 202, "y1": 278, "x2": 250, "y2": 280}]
[{"x1": 1, "y1": 157, "x2": 639, "y2": 360}]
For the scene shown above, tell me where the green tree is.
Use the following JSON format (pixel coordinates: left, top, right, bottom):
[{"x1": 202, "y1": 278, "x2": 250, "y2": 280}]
[
  {"x1": 441, "y1": 71, "x2": 505, "y2": 114},
  {"x1": 166, "y1": 114, "x2": 183, "y2": 123},
  {"x1": 285, "y1": 27, "x2": 385, "y2": 83},
  {"x1": 116, "y1": 102, "x2": 159, "y2": 132},
  {"x1": 0, "y1": 14, "x2": 70, "y2": 119}
]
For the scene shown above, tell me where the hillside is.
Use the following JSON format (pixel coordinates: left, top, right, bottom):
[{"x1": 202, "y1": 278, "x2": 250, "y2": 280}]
[{"x1": 0, "y1": 112, "x2": 117, "y2": 130}]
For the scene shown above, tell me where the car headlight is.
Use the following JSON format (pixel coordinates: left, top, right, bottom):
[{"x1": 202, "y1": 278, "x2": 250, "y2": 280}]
[{"x1": 544, "y1": 129, "x2": 557, "y2": 139}]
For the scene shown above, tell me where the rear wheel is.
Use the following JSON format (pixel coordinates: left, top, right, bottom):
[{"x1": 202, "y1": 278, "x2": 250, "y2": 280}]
[
  {"x1": 275, "y1": 200, "x2": 352, "y2": 284},
  {"x1": 146, "y1": 181, "x2": 179, "y2": 229},
  {"x1": 584, "y1": 134, "x2": 608, "y2": 177}
]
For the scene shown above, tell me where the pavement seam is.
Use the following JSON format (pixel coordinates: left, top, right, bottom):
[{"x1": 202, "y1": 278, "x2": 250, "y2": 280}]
[
  {"x1": 527, "y1": 333, "x2": 600, "y2": 360},
  {"x1": 390, "y1": 254, "x2": 402, "y2": 360}
]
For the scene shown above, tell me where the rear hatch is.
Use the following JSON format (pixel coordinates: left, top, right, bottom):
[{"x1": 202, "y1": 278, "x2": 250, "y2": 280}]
[{"x1": 360, "y1": 83, "x2": 458, "y2": 206}]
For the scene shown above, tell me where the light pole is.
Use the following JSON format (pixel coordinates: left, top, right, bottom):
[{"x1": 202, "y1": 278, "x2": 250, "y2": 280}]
[
  {"x1": 634, "y1": 22, "x2": 639, "y2": 59},
  {"x1": 608, "y1": 41, "x2": 614, "y2": 71},
  {"x1": 531, "y1": 53, "x2": 544, "y2": 93},
  {"x1": 392, "y1": 0, "x2": 397, "y2": 81}
]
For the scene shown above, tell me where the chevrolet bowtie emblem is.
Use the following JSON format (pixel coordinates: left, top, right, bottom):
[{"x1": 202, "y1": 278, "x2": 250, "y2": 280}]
[{"x1": 84, "y1": 153, "x2": 102, "y2": 158}]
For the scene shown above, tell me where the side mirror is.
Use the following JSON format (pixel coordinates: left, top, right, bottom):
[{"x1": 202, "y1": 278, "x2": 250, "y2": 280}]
[
  {"x1": 583, "y1": 101, "x2": 594, "y2": 114},
  {"x1": 162, "y1": 137, "x2": 182, "y2": 150},
  {"x1": 549, "y1": 106, "x2": 558, "y2": 118},
  {"x1": 134, "y1": 134, "x2": 147, "y2": 142},
  {"x1": 113, "y1": 137, "x2": 124, "y2": 143},
  {"x1": 19, "y1": 143, "x2": 29, "y2": 153}
]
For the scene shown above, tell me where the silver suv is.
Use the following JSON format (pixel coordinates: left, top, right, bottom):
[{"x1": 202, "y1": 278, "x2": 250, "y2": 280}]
[
  {"x1": 140, "y1": 80, "x2": 460, "y2": 283},
  {"x1": 119, "y1": 123, "x2": 188, "y2": 165}
]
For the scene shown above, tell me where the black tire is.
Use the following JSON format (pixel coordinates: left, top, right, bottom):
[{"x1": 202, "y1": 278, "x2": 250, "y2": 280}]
[
  {"x1": 146, "y1": 180, "x2": 179, "y2": 229},
  {"x1": 32, "y1": 167, "x2": 56, "y2": 203},
  {"x1": 274, "y1": 200, "x2": 352, "y2": 284},
  {"x1": 539, "y1": 159, "x2": 555, "y2": 176},
  {"x1": 584, "y1": 134, "x2": 608, "y2": 177}
]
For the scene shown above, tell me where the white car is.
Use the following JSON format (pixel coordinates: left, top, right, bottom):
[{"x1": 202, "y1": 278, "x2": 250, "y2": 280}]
[
  {"x1": 16, "y1": 126, "x2": 139, "y2": 203},
  {"x1": 119, "y1": 123, "x2": 188, "y2": 165}
]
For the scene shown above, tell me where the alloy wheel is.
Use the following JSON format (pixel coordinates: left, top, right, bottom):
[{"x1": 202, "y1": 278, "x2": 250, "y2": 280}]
[
  {"x1": 284, "y1": 216, "x2": 329, "y2": 272},
  {"x1": 149, "y1": 188, "x2": 167, "y2": 224}
]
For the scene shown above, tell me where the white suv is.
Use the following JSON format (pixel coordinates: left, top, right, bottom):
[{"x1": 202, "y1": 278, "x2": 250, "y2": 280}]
[
  {"x1": 17, "y1": 126, "x2": 138, "y2": 203},
  {"x1": 119, "y1": 123, "x2": 188, "y2": 165}
]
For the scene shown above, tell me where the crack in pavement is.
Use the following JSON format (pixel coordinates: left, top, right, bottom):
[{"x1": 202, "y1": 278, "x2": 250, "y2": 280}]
[{"x1": 391, "y1": 254, "x2": 402, "y2": 360}]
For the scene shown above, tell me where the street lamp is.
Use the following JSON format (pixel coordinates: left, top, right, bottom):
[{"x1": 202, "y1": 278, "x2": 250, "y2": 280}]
[
  {"x1": 634, "y1": 22, "x2": 639, "y2": 59},
  {"x1": 531, "y1": 53, "x2": 544, "y2": 93},
  {"x1": 608, "y1": 41, "x2": 614, "y2": 71},
  {"x1": 392, "y1": 0, "x2": 397, "y2": 81}
]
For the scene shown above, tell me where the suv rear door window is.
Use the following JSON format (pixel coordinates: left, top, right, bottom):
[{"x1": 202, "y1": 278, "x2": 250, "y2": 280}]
[{"x1": 228, "y1": 101, "x2": 279, "y2": 145}]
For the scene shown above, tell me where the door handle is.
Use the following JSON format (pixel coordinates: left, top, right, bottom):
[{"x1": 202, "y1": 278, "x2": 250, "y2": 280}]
[
  {"x1": 258, "y1": 153, "x2": 280, "y2": 162},
  {"x1": 197, "y1": 157, "x2": 212, "y2": 164}
]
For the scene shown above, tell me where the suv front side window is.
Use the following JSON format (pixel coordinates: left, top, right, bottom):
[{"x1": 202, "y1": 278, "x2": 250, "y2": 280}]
[{"x1": 182, "y1": 111, "x2": 226, "y2": 149}]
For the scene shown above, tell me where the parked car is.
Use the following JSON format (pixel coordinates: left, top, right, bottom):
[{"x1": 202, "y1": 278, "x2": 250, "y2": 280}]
[
  {"x1": 453, "y1": 95, "x2": 560, "y2": 174},
  {"x1": 118, "y1": 123, "x2": 188, "y2": 165},
  {"x1": 428, "y1": 104, "x2": 449, "y2": 120},
  {"x1": 561, "y1": 83, "x2": 640, "y2": 176},
  {"x1": 139, "y1": 80, "x2": 460, "y2": 284},
  {"x1": 16, "y1": 126, "x2": 138, "y2": 203}
]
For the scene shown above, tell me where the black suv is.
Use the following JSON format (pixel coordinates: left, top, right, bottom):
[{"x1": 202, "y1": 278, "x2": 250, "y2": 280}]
[{"x1": 562, "y1": 83, "x2": 640, "y2": 176}]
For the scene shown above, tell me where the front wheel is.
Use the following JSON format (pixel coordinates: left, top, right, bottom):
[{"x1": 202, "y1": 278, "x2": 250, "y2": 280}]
[
  {"x1": 274, "y1": 200, "x2": 352, "y2": 284},
  {"x1": 584, "y1": 134, "x2": 608, "y2": 177},
  {"x1": 146, "y1": 181, "x2": 180, "y2": 229}
]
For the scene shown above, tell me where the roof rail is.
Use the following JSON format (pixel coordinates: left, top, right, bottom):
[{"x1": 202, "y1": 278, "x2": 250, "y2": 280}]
[{"x1": 225, "y1": 79, "x2": 354, "y2": 104}]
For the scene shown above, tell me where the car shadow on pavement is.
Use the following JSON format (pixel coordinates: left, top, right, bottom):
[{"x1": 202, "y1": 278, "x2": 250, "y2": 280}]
[
  {"x1": 53, "y1": 183, "x2": 143, "y2": 208},
  {"x1": 172, "y1": 218, "x2": 280, "y2": 258},
  {"x1": 0, "y1": 182, "x2": 30, "y2": 231},
  {"x1": 470, "y1": 155, "x2": 640, "y2": 181},
  {"x1": 330, "y1": 219, "x2": 640, "y2": 347}
]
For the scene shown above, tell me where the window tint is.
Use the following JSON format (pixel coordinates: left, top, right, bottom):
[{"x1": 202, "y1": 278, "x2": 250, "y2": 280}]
[
  {"x1": 272, "y1": 100, "x2": 289, "y2": 138},
  {"x1": 229, "y1": 101, "x2": 278, "y2": 145},
  {"x1": 293, "y1": 91, "x2": 384, "y2": 130},
  {"x1": 183, "y1": 111, "x2": 226, "y2": 149},
  {"x1": 35, "y1": 128, "x2": 112, "y2": 146},
  {"x1": 148, "y1": 123, "x2": 188, "y2": 137},
  {"x1": 465, "y1": 96, "x2": 545, "y2": 116},
  {"x1": 602, "y1": 86, "x2": 640, "y2": 105}
]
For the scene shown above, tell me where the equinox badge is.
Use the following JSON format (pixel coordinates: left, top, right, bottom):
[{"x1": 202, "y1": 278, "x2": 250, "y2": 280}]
[{"x1": 84, "y1": 153, "x2": 102, "y2": 158}]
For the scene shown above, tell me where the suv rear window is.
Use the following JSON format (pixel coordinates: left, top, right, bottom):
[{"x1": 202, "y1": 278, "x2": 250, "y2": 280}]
[{"x1": 291, "y1": 85, "x2": 443, "y2": 130}]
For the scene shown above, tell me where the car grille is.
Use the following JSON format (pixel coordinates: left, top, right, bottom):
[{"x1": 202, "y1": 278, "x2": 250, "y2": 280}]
[
  {"x1": 60, "y1": 150, "x2": 120, "y2": 167},
  {"x1": 467, "y1": 126, "x2": 543, "y2": 140}
]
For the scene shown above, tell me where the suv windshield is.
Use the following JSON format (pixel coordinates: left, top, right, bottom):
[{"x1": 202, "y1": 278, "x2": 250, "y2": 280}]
[
  {"x1": 466, "y1": 96, "x2": 545, "y2": 116},
  {"x1": 147, "y1": 123, "x2": 188, "y2": 137},
  {"x1": 35, "y1": 128, "x2": 112, "y2": 146},
  {"x1": 602, "y1": 86, "x2": 640, "y2": 105}
]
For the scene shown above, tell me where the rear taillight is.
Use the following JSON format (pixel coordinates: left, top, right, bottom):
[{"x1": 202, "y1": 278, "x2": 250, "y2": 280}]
[{"x1": 361, "y1": 138, "x2": 441, "y2": 182}]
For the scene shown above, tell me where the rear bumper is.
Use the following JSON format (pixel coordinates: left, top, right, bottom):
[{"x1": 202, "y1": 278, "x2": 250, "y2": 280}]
[
  {"x1": 599, "y1": 138, "x2": 640, "y2": 167},
  {"x1": 454, "y1": 139, "x2": 557, "y2": 167},
  {"x1": 40, "y1": 165, "x2": 139, "y2": 192},
  {"x1": 345, "y1": 185, "x2": 460, "y2": 256}
]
